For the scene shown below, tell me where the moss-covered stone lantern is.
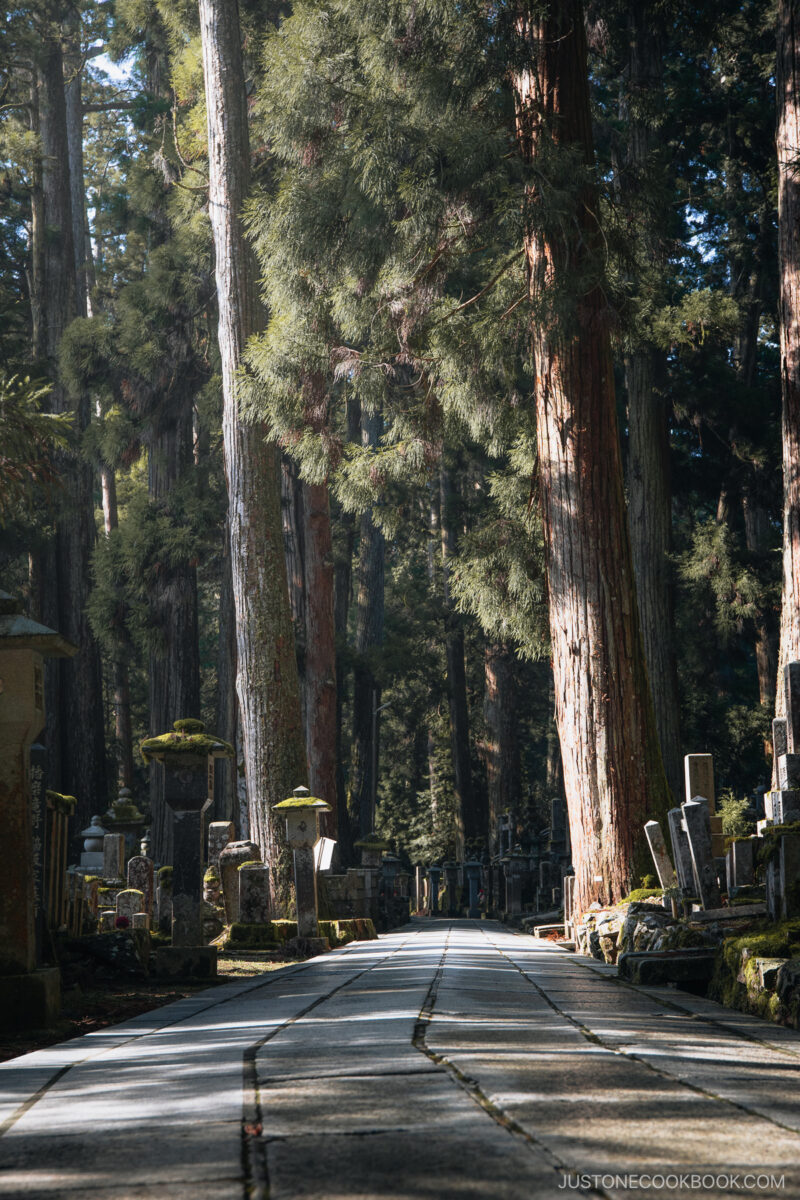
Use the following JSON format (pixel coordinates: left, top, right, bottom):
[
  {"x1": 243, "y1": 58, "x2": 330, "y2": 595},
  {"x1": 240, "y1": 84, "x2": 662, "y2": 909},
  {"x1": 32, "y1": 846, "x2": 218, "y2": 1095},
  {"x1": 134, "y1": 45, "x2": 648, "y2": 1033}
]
[
  {"x1": 0, "y1": 591, "x2": 76, "y2": 1027},
  {"x1": 273, "y1": 786, "x2": 331, "y2": 938},
  {"x1": 140, "y1": 719, "x2": 233, "y2": 976}
]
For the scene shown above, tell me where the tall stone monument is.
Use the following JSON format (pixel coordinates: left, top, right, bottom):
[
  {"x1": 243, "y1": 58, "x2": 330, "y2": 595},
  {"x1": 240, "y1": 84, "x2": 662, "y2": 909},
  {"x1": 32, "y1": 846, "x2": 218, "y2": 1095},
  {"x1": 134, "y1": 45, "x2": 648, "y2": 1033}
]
[
  {"x1": 141, "y1": 718, "x2": 234, "y2": 977},
  {"x1": 0, "y1": 592, "x2": 76, "y2": 1027}
]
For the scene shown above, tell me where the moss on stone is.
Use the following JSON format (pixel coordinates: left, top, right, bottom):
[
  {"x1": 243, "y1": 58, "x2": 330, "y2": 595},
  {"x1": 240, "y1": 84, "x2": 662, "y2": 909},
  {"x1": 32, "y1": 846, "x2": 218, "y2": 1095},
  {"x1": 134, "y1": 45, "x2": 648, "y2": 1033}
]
[
  {"x1": 237, "y1": 860, "x2": 265, "y2": 871},
  {"x1": 173, "y1": 718, "x2": 206, "y2": 734},
  {"x1": 273, "y1": 796, "x2": 331, "y2": 811},
  {"x1": 140, "y1": 720, "x2": 234, "y2": 764},
  {"x1": 46, "y1": 790, "x2": 77, "y2": 814},
  {"x1": 756, "y1": 823, "x2": 800, "y2": 870},
  {"x1": 204, "y1": 866, "x2": 220, "y2": 883},
  {"x1": 619, "y1": 887, "x2": 663, "y2": 905}
]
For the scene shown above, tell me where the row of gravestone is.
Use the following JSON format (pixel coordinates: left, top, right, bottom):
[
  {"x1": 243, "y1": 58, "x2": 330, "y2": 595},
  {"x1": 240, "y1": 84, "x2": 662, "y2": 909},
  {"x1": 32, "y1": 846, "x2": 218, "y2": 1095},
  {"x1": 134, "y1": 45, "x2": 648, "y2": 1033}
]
[{"x1": 644, "y1": 664, "x2": 800, "y2": 922}]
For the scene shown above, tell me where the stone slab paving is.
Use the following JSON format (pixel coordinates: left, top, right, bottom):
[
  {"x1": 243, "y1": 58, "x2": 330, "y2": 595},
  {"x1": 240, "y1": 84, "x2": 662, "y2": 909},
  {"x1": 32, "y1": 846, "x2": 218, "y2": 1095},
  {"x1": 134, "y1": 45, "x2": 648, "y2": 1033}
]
[{"x1": 2, "y1": 921, "x2": 800, "y2": 1199}]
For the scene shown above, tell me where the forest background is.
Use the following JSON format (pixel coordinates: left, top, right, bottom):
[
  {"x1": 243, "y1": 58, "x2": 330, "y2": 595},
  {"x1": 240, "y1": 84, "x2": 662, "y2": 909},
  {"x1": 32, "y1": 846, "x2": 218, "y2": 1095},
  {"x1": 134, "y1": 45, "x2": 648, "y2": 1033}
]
[{"x1": 0, "y1": 0, "x2": 786, "y2": 903}]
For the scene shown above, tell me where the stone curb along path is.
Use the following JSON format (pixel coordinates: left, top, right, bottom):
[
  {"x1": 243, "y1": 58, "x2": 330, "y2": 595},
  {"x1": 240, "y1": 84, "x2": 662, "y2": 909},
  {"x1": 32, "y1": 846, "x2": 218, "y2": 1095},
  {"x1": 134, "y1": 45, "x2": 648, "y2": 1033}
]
[{"x1": 1, "y1": 921, "x2": 800, "y2": 1199}]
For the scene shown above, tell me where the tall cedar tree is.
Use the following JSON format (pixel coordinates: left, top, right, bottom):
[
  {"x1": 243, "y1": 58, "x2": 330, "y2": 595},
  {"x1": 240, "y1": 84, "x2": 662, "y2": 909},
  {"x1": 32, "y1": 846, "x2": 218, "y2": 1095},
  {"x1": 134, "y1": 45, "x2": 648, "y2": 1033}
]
[
  {"x1": 777, "y1": 0, "x2": 800, "y2": 711},
  {"x1": 198, "y1": 0, "x2": 306, "y2": 904},
  {"x1": 513, "y1": 1, "x2": 671, "y2": 909}
]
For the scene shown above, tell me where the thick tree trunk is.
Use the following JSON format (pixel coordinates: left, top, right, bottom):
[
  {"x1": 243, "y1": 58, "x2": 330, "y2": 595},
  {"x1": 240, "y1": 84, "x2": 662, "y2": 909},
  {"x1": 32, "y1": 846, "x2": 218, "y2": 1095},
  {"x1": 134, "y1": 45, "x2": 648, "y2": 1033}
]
[
  {"x1": 303, "y1": 481, "x2": 338, "y2": 831},
  {"x1": 199, "y1": 0, "x2": 306, "y2": 906},
  {"x1": 215, "y1": 521, "x2": 239, "y2": 824},
  {"x1": 513, "y1": 1, "x2": 670, "y2": 914},
  {"x1": 99, "y1": 459, "x2": 134, "y2": 791},
  {"x1": 281, "y1": 456, "x2": 307, "y2": 729},
  {"x1": 484, "y1": 644, "x2": 520, "y2": 857},
  {"x1": 440, "y1": 465, "x2": 479, "y2": 850},
  {"x1": 621, "y1": 2, "x2": 682, "y2": 804},
  {"x1": 349, "y1": 408, "x2": 385, "y2": 838},
  {"x1": 147, "y1": 398, "x2": 201, "y2": 862},
  {"x1": 777, "y1": 0, "x2": 800, "y2": 700},
  {"x1": 37, "y1": 22, "x2": 106, "y2": 828}
]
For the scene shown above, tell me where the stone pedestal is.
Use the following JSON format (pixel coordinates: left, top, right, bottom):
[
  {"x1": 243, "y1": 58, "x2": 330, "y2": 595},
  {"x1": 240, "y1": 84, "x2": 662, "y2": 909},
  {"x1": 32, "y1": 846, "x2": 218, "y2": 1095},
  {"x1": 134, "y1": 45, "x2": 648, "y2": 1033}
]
[{"x1": 0, "y1": 967, "x2": 60, "y2": 1029}]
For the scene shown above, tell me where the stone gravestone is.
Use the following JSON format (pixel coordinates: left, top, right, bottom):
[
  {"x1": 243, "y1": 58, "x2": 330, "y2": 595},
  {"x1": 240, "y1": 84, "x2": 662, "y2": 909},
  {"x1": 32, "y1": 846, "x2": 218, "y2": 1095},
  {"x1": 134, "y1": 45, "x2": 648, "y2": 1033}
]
[
  {"x1": 773, "y1": 717, "x2": 789, "y2": 761},
  {"x1": 464, "y1": 860, "x2": 482, "y2": 919},
  {"x1": 127, "y1": 856, "x2": 154, "y2": 916},
  {"x1": 116, "y1": 889, "x2": 144, "y2": 928},
  {"x1": 682, "y1": 798, "x2": 721, "y2": 910},
  {"x1": 684, "y1": 754, "x2": 715, "y2": 812},
  {"x1": 644, "y1": 820, "x2": 678, "y2": 891},
  {"x1": 208, "y1": 820, "x2": 235, "y2": 871},
  {"x1": 785, "y1": 662, "x2": 800, "y2": 754},
  {"x1": 727, "y1": 838, "x2": 755, "y2": 894},
  {"x1": 427, "y1": 865, "x2": 441, "y2": 914},
  {"x1": 238, "y1": 862, "x2": 271, "y2": 924},
  {"x1": 220, "y1": 841, "x2": 261, "y2": 924},
  {"x1": 103, "y1": 833, "x2": 125, "y2": 882}
]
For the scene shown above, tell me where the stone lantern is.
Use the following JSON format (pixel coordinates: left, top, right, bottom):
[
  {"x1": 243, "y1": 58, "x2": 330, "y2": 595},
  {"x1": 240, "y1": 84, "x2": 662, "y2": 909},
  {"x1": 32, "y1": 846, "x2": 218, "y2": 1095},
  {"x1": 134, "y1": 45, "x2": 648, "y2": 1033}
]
[
  {"x1": 273, "y1": 786, "x2": 331, "y2": 938},
  {"x1": 140, "y1": 719, "x2": 233, "y2": 977},
  {"x1": 80, "y1": 815, "x2": 108, "y2": 870},
  {"x1": 103, "y1": 786, "x2": 146, "y2": 861},
  {"x1": 0, "y1": 592, "x2": 76, "y2": 1027}
]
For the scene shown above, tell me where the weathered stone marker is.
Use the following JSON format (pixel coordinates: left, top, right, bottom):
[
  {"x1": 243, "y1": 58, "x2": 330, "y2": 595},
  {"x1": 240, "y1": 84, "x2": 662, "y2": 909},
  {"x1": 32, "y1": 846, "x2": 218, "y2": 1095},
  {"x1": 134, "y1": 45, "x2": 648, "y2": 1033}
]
[
  {"x1": 103, "y1": 833, "x2": 125, "y2": 882},
  {"x1": 80, "y1": 815, "x2": 107, "y2": 871},
  {"x1": 127, "y1": 855, "x2": 154, "y2": 916},
  {"x1": 116, "y1": 889, "x2": 144, "y2": 927},
  {"x1": 140, "y1": 719, "x2": 233, "y2": 976},
  {"x1": 442, "y1": 861, "x2": 459, "y2": 916},
  {"x1": 238, "y1": 862, "x2": 271, "y2": 924},
  {"x1": 644, "y1": 820, "x2": 678, "y2": 890},
  {"x1": 219, "y1": 840, "x2": 261, "y2": 923},
  {"x1": 0, "y1": 592, "x2": 75, "y2": 1027},
  {"x1": 777, "y1": 754, "x2": 800, "y2": 791},
  {"x1": 727, "y1": 838, "x2": 755, "y2": 894},
  {"x1": 684, "y1": 754, "x2": 715, "y2": 812},
  {"x1": 505, "y1": 852, "x2": 526, "y2": 917},
  {"x1": 785, "y1": 662, "x2": 800, "y2": 753},
  {"x1": 208, "y1": 820, "x2": 235, "y2": 870},
  {"x1": 273, "y1": 786, "x2": 332, "y2": 939},
  {"x1": 682, "y1": 798, "x2": 721, "y2": 910},
  {"x1": 773, "y1": 717, "x2": 789, "y2": 761}
]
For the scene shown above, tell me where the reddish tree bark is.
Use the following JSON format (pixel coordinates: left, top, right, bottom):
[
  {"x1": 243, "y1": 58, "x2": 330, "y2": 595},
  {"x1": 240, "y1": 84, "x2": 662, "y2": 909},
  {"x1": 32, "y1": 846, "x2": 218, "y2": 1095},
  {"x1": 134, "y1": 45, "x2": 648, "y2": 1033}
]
[{"x1": 513, "y1": 1, "x2": 670, "y2": 913}]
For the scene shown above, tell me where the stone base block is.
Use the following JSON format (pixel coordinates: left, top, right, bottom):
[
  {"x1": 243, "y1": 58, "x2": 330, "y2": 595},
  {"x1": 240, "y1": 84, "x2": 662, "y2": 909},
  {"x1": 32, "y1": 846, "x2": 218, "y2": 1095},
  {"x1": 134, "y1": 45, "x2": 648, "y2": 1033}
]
[
  {"x1": 153, "y1": 946, "x2": 217, "y2": 980},
  {"x1": 0, "y1": 968, "x2": 60, "y2": 1029},
  {"x1": 285, "y1": 935, "x2": 330, "y2": 957},
  {"x1": 618, "y1": 948, "x2": 716, "y2": 987}
]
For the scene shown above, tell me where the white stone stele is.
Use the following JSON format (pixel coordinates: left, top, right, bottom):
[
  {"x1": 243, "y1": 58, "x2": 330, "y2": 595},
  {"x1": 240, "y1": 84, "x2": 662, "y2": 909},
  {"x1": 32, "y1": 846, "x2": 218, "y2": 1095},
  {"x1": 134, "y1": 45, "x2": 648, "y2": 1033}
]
[
  {"x1": 684, "y1": 754, "x2": 715, "y2": 813},
  {"x1": 116, "y1": 888, "x2": 145, "y2": 926},
  {"x1": 132, "y1": 912, "x2": 151, "y2": 931}
]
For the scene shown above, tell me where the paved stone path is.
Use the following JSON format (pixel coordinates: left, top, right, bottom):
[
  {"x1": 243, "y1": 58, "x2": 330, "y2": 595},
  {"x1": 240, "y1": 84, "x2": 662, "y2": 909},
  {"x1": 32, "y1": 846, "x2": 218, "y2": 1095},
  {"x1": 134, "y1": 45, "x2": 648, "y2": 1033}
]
[{"x1": 2, "y1": 920, "x2": 800, "y2": 1199}]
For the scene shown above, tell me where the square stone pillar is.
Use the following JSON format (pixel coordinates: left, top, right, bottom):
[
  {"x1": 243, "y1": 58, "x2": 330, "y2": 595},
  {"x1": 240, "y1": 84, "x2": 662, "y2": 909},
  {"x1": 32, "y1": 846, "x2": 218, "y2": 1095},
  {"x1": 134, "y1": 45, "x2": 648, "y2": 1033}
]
[{"x1": 273, "y1": 787, "x2": 332, "y2": 939}]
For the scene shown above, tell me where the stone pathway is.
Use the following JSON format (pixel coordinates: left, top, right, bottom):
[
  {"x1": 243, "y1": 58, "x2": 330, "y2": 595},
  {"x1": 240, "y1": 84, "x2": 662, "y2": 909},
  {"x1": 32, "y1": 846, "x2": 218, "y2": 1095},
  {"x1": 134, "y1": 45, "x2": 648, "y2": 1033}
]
[{"x1": 2, "y1": 921, "x2": 800, "y2": 1199}]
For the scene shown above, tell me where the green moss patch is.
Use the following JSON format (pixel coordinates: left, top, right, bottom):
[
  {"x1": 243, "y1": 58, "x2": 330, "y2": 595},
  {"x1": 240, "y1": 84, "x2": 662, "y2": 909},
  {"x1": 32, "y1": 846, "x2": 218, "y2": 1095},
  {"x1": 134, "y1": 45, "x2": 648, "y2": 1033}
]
[
  {"x1": 618, "y1": 888, "x2": 663, "y2": 905},
  {"x1": 140, "y1": 720, "x2": 234, "y2": 764},
  {"x1": 46, "y1": 791, "x2": 77, "y2": 814}
]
